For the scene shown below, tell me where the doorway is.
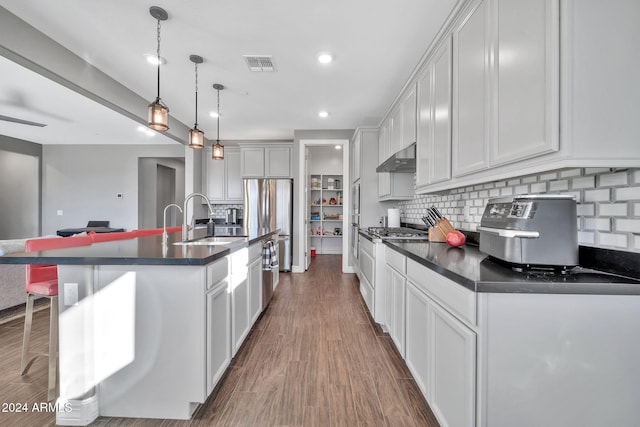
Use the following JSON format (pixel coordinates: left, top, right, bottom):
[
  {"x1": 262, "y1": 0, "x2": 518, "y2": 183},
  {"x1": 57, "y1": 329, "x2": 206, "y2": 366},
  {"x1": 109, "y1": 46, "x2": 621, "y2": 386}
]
[
  {"x1": 297, "y1": 139, "x2": 350, "y2": 273},
  {"x1": 156, "y1": 164, "x2": 176, "y2": 227}
]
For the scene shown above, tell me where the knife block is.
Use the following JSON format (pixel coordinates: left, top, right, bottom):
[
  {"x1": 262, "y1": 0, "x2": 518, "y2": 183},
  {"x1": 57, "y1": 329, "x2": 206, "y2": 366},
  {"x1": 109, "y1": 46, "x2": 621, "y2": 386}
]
[{"x1": 428, "y1": 227, "x2": 447, "y2": 242}]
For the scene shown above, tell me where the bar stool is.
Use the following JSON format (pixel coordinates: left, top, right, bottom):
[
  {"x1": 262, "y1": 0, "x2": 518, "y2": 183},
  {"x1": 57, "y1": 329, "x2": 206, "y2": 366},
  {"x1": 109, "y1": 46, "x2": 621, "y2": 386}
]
[{"x1": 21, "y1": 235, "x2": 92, "y2": 401}]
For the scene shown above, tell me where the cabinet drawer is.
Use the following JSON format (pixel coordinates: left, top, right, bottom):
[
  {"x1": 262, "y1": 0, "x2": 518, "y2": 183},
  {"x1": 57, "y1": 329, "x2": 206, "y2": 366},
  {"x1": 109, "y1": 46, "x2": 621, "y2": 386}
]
[
  {"x1": 359, "y1": 247, "x2": 375, "y2": 288},
  {"x1": 385, "y1": 246, "x2": 406, "y2": 274},
  {"x1": 359, "y1": 275, "x2": 374, "y2": 314},
  {"x1": 249, "y1": 242, "x2": 262, "y2": 262},
  {"x1": 207, "y1": 258, "x2": 229, "y2": 290},
  {"x1": 360, "y1": 236, "x2": 374, "y2": 257},
  {"x1": 406, "y1": 258, "x2": 476, "y2": 326}
]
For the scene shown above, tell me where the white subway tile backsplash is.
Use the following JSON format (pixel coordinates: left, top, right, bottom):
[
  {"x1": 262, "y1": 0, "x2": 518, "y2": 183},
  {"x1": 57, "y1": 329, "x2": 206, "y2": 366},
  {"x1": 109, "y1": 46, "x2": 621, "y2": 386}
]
[
  {"x1": 572, "y1": 176, "x2": 595, "y2": 189},
  {"x1": 578, "y1": 231, "x2": 595, "y2": 245},
  {"x1": 549, "y1": 180, "x2": 569, "y2": 191},
  {"x1": 560, "y1": 168, "x2": 582, "y2": 178},
  {"x1": 616, "y1": 187, "x2": 640, "y2": 201},
  {"x1": 399, "y1": 168, "x2": 640, "y2": 253},
  {"x1": 599, "y1": 172, "x2": 628, "y2": 187},
  {"x1": 615, "y1": 219, "x2": 640, "y2": 233},
  {"x1": 530, "y1": 183, "x2": 547, "y2": 193},
  {"x1": 584, "y1": 167, "x2": 611, "y2": 175},
  {"x1": 576, "y1": 204, "x2": 595, "y2": 216},
  {"x1": 598, "y1": 233, "x2": 628, "y2": 248},
  {"x1": 584, "y1": 218, "x2": 611, "y2": 231},
  {"x1": 584, "y1": 189, "x2": 610, "y2": 202},
  {"x1": 599, "y1": 203, "x2": 628, "y2": 217},
  {"x1": 514, "y1": 185, "x2": 529, "y2": 194},
  {"x1": 540, "y1": 172, "x2": 557, "y2": 181}
]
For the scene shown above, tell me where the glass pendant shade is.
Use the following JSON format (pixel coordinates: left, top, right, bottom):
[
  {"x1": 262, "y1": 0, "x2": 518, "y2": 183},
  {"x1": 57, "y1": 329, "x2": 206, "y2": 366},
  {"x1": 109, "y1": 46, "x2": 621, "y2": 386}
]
[
  {"x1": 148, "y1": 98, "x2": 169, "y2": 131},
  {"x1": 188, "y1": 127, "x2": 204, "y2": 149},
  {"x1": 212, "y1": 142, "x2": 224, "y2": 160}
]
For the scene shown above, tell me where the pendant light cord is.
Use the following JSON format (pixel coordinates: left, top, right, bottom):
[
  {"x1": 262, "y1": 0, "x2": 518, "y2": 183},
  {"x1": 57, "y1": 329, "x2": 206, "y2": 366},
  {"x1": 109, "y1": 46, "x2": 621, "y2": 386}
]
[
  {"x1": 216, "y1": 89, "x2": 220, "y2": 142},
  {"x1": 156, "y1": 19, "x2": 161, "y2": 99},
  {"x1": 194, "y1": 62, "x2": 199, "y2": 127}
]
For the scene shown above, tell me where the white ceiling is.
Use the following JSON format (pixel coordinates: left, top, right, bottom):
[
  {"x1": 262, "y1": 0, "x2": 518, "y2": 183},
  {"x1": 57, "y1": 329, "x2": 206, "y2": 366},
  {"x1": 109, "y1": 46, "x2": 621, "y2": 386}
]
[{"x1": 0, "y1": 0, "x2": 458, "y2": 144}]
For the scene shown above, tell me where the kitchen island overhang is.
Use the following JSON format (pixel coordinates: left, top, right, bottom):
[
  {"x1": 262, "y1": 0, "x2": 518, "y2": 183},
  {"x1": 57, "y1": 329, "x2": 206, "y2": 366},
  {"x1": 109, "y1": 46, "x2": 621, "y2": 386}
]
[{"x1": 0, "y1": 228, "x2": 279, "y2": 426}]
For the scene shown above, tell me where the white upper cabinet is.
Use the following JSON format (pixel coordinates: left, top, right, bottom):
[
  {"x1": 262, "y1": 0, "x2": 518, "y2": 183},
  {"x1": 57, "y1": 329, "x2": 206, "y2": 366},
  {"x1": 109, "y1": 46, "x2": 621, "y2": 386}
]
[
  {"x1": 417, "y1": 37, "x2": 452, "y2": 190},
  {"x1": 401, "y1": 86, "x2": 417, "y2": 151},
  {"x1": 202, "y1": 147, "x2": 242, "y2": 203},
  {"x1": 351, "y1": 131, "x2": 361, "y2": 183},
  {"x1": 240, "y1": 145, "x2": 292, "y2": 178},
  {"x1": 452, "y1": 0, "x2": 490, "y2": 177},
  {"x1": 491, "y1": 0, "x2": 559, "y2": 166},
  {"x1": 452, "y1": 0, "x2": 558, "y2": 177},
  {"x1": 389, "y1": 107, "x2": 402, "y2": 156}
]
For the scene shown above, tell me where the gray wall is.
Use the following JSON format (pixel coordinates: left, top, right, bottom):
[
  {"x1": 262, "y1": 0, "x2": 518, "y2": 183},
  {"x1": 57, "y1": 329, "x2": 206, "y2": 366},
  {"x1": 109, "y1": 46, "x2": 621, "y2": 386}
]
[
  {"x1": 42, "y1": 144, "x2": 185, "y2": 234},
  {"x1": 0, "y1": 135, "x2": 42, "y2": 239}
]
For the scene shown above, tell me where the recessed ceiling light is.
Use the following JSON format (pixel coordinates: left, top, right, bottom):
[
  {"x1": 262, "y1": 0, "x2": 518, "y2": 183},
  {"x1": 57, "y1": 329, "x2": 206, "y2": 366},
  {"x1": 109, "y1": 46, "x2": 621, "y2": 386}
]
[
  {"x1": 209, "y1": 111, "x2": 219, "y2": 118},
  {"x1": 317, "y1": 52, "x2": 333, "y2": 64},
  {"x1": 145, "y1": 54, "x2": 166, "y2": 65},
  {"x1": 137, "y1": 125, "x2": 155, "y2": 136},
  {"x1": 318, "y1": 111, "x2": 329, "y2": 118},
  {"x1": 335, "y1": 145, "x2": 342, "y2": 150}
]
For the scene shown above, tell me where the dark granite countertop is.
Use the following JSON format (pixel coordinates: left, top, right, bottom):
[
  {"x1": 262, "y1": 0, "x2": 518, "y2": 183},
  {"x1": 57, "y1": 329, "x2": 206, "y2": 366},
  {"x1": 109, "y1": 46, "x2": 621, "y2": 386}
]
[
  {"x1": 0, "y1": 228, "x2": 279, "y2": 266},
  {"x1": 359, "y1": 230, "x2": 640, "y2": 295}
]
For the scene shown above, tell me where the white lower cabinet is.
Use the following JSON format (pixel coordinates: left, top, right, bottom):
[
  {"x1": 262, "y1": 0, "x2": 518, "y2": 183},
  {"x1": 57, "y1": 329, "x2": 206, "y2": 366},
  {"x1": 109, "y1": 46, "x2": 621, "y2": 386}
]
[
  {"x1": 358, "y1": 236, "x2": 375, "y2": 314},
  {"x1": 205, "y1": 277, "x2": 231, "y2": 396},
  {"x1": 405, "y1": 281, "x2": 431, "y2": 398},
  {"x1": 429, "y1": 299, "x2": 476, "y2": 427},
  {"x1": 230, "y1": 249, "x2": 250, "y2": 356},
  {"x1": 387, "y1": 265, "x2": 406, "y2": 358},
  {"x1": 248, "y1": 243, "x2": 263, "y2": 325}
]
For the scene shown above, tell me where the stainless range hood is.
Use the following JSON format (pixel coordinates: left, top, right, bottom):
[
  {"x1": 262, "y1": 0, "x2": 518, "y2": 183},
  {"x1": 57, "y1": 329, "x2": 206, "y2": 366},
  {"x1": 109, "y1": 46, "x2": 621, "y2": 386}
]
[{"x1": 376, "y1": 143, "x2": 416, "y2": 173}]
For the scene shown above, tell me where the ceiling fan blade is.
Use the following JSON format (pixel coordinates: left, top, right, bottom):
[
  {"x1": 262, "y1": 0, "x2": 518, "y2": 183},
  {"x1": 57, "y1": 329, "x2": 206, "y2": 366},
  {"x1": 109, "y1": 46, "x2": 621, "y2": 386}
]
[{"x1": 0, "y1": 114, "x2": 47, "y2": 127}]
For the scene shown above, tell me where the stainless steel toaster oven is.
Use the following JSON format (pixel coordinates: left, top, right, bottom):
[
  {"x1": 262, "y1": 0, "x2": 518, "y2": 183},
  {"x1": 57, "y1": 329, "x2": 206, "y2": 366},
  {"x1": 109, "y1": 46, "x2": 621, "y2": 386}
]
[{"x1": 478, "y1": 195, "x2": 578, "y2": 267}]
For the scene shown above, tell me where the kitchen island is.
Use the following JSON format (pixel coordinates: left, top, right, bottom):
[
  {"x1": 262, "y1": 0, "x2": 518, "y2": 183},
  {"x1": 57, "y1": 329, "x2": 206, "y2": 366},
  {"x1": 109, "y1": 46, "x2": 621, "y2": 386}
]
[
  {"x1": 0, "y1": 228, "x2": 279, "y2": 426},
  {"x1": 358, "y1": 229, "x2": 640, "y2": 427}
]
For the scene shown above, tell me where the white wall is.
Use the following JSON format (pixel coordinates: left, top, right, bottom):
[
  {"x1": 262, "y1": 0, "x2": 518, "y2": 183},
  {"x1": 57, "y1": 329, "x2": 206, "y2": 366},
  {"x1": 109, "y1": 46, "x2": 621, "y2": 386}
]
[
  {"x1": 42, "y1": 144, "x2": 184, "y2": 234},
  {"x1": 309, "y1": 145, "x2": 344, "y2": 175}
]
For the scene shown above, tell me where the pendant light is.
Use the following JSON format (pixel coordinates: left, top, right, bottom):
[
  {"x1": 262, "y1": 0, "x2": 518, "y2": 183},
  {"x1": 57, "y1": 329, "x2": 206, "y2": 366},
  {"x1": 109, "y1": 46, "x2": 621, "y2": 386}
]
[
  {"x1": 212, "y1": 84, "x2": 225, "y2": 160},
  {"x1": 147, "y1": 6, "x2": 169, "y2": 131},
  {"x1": 187, "y1": 55, "x2": 204, "y2": 149}
]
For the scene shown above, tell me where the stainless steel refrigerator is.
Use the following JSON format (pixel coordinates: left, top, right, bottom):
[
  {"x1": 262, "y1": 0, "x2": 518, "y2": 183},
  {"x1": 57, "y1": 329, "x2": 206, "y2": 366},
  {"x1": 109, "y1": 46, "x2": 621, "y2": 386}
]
[{"x1": 243, "y1": 178, "x2": 293, "y2": 271}]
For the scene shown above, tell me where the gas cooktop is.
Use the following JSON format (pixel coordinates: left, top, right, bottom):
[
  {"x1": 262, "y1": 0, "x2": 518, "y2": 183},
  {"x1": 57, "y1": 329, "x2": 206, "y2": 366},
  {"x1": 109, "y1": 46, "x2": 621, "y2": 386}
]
[{"x1": 367, "y1": 227, "x2": 429, "y2": 240}]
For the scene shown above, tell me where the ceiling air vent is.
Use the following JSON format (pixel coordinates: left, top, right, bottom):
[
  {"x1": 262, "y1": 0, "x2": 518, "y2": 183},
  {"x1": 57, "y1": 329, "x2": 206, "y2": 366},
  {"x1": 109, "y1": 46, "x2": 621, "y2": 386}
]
[{"x1": 243, "y1": 55, "x2": 276, "y2": 72}]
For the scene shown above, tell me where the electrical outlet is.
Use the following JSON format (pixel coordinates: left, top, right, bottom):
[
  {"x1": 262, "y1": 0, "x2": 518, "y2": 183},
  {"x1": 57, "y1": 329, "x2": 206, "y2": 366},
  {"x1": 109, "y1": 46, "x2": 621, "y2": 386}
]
[
  {"x1": 64, "y1": 283, "x2": 78, "y2": 306},
  {"x1": 57, "y1": 210, "x2": 63, "y2": 216},
  {"x1": 116, "y1": 193, "x2": 123, "y2": 199},
  {"x1": 464, "y1": 205, "x2": 471, "y2": 222}
]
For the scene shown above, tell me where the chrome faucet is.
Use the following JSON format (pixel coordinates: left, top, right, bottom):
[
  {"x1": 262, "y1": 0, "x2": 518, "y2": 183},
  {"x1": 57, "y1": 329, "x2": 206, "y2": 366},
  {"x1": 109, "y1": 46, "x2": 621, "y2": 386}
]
[
  {"x1": 162, "y1": 204, "x2": 183, "y2": 246},
  {"x1": 182, "y1": 192, "x2": 215, "y2": 241}
]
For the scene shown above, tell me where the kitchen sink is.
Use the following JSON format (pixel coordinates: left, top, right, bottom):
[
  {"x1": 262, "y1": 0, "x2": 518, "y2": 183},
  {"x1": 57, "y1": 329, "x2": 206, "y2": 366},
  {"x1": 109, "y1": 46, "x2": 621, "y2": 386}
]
[{"x1": 173, "y1": 236, "x2": 247, "y2": 246}]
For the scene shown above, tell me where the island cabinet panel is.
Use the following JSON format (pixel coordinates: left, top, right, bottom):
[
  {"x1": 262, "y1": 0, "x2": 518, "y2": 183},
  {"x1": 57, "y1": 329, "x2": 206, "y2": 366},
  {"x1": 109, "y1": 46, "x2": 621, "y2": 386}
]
[
  {"x1": 248, "y1": 242, "x2": 263, "y2": 325},
  {"x1": 230, "y1": 249, "x2": 250, "y2": 356},
  {"x1": 87, "y1": 265, "x2": 211, "y2": 419},
  {"x1": 206, "y1": 275, "x2": 231, "y2": 396}
]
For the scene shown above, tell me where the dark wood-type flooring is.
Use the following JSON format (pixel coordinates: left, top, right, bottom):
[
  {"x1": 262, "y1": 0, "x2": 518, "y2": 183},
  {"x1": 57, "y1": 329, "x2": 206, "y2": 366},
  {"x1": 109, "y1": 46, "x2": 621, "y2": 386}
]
[{"x1": 0, "y1": 255, "x2": 439, "y2": 426}]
